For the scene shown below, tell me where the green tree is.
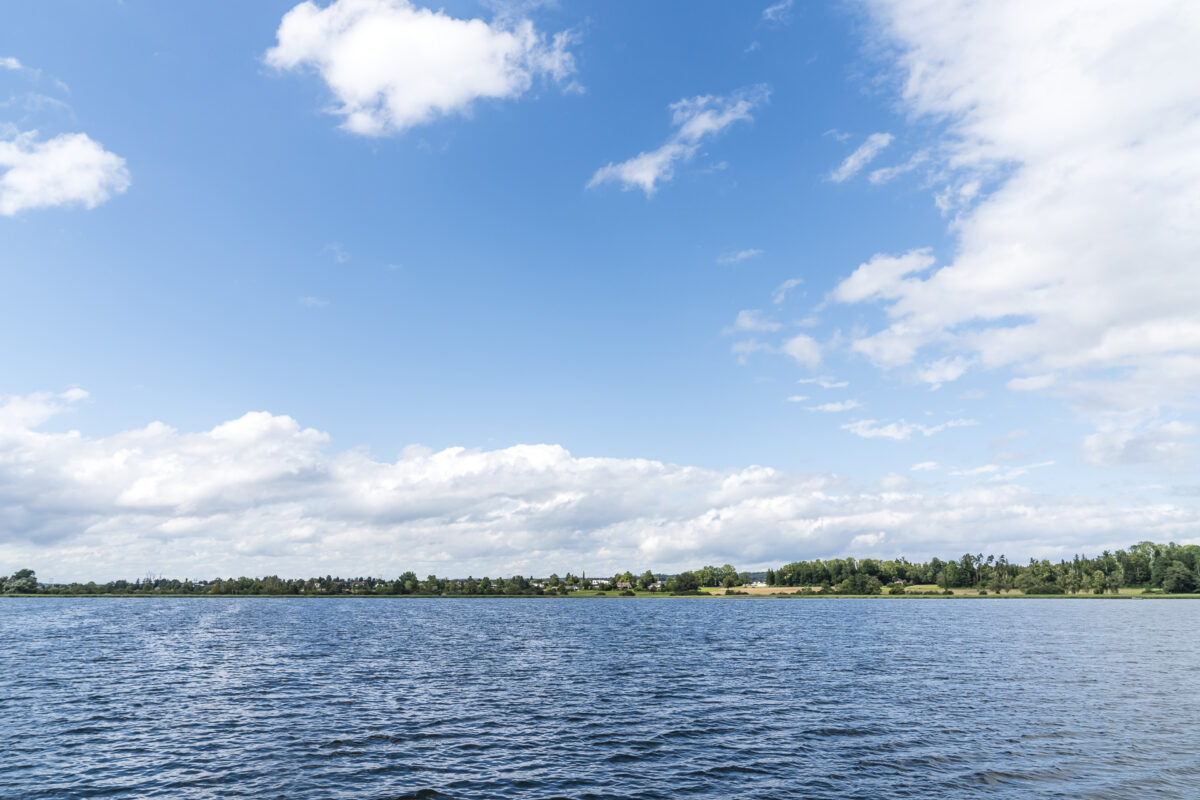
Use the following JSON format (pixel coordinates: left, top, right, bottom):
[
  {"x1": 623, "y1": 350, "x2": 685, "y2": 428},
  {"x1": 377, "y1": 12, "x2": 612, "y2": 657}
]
[
  {"x1": 1162, "y1": 562, "x2": 1196, "y2": 594},
  {"x1": 668, "y1": 571, "x2": 700, "y2": 592},
  {"x1": 3, "y1": 568, "x2": 37, "y2": 594}
]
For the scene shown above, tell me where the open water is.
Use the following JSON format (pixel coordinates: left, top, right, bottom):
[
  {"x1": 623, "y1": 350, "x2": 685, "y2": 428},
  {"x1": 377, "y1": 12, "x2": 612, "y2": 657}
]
[{"x1": 2, "y1": 597, "x2": 1198, "y2": 799}]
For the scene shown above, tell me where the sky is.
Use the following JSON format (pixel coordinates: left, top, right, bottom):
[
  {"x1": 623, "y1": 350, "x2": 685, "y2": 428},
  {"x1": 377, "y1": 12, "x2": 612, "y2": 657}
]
[{"x1": 2, "y1": 0, "x2": 1199, "y2": 581}]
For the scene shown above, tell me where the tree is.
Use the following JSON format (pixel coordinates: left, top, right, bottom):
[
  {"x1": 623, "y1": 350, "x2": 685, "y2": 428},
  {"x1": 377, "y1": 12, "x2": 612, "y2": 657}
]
[
  {"x1": 668, "y1": 571, "x2": 700, "y2": 592},
  {"x1": 638, "y1": 570, "x2": 656, "y2": 590},
  {"x1": 1162, "y1": 563, "x2": 1196, "y2": 594},
  {"x1": 3, "y1": 568, "x2": 37, "y2": 594}
]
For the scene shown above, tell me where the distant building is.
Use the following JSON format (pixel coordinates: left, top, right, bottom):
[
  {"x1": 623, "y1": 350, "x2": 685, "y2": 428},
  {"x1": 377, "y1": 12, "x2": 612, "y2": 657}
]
[{"x1": 616, "y1": 581, "x2": 633, "y2": 590}]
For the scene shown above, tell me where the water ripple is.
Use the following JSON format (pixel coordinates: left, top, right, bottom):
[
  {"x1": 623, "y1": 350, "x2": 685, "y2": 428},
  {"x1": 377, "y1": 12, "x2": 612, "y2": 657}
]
[{"x1": 2, "y1": 598, "x2": 1199, "y2": 799}]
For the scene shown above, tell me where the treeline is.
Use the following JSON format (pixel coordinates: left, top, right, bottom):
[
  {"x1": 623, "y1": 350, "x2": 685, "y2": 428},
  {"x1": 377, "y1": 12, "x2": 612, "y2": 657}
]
[
  {"x1": 3, "y1": 542, "x2": 1199, "y2": 597},
  {"x1": 1, "y1": 569, "x2": 675, "y2": 597},
  {"x1": 1, "y1": 564, "x2": 751, "y2": 597},
  {"x1": 767, "y1": 541, "x2": 1200, "y2": 595}
]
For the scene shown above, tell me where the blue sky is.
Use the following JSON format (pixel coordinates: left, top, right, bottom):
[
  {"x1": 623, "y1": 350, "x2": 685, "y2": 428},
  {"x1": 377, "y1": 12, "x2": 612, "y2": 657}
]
[{"x1": 3, "y1": 1, "x2": 1199, "y2": 580}]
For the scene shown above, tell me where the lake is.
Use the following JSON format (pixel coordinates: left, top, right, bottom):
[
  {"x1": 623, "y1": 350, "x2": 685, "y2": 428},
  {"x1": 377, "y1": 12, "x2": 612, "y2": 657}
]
[{"x1": 2, "y1": 597, "x2": 1198, "y2": 799}]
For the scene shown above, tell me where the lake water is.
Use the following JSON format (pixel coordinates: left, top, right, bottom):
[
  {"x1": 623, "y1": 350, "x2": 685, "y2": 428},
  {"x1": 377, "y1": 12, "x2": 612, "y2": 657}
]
[{"x1": 2, "y1": 598, "x2": 1198, "y2": 799}]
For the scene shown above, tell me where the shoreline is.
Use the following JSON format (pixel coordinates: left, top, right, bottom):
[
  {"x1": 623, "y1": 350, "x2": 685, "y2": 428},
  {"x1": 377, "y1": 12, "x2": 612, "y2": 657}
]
[{"x1": 4, "y1": 592, "x2": 1197, "y2": 600}]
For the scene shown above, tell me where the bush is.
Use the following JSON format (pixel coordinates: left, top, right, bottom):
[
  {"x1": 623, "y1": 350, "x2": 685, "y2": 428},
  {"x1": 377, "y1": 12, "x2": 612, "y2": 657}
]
[
  {"x1": 593, "y1": 591, "x2": 606, "y2": 596},
  {"x1": 977, "y1": 589, "x2": 988, "y2": 595},
  {"x1": 1024, "y1": 584, "x2": 1064, "y2": 595},
  {"x1": 724, "y1": 589, "x2": 748, "y2": 595},
  {"x1": 887, "y1": 585, "x2": 906, "y2": 595},
  {"x1": 618, "y1": 589, "x2": 636, "y2": 596}
]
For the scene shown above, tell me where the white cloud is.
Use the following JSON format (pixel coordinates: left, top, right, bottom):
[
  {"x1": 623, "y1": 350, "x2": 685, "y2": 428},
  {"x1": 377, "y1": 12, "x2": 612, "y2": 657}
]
[
  {"x1": 868, "y1": 149, "x2": 928, "y2": 184},
  {"x1": 832, "y1": 248, "x2": 935, "y2": 307},
  {"x1": 916, "y1": 355, "x2": 972, "y2": 388},
  {"x1": 1, "y1": 56, "x2": 24, "y2": 71},
  {"x1": 838, "y1": 1, "x2": 1200, "y2": 425},
  {"x1": 265, "y1": 0, "x2": 577, "y2": 136},
  {"x1": 807, "y1": 400, "x2": 862, "y2": 413},
  {"x1": 762, "y1": 0, "x2": 794, "y2": 24},
  {"x1": 951, "y1": 461, "x2": 1056, "y2": 481},
  {"x1": 782, "y1": 334, "x2": 821, "y2": 368},
  {"x1": 951, "y1": 464, "x2": 1000, "y2": 477},
  {"x1": 785, "y1": 395, "x2": 809, "y2": 403},
  {"x1": 772, "y1": 277, "x2": 803, "y2": 304},
  {"x1": 797, "y1": 376, "x2": 848, "y2": 389},
  {"x1": 1083, "y1": 422, "x2": 1197, "y2": 467},
  {"x1": 911, "y1": 461, "x2": 938, "y2": 471},
  {"x1": 849, "y1": 531, "x2": 887, "y2": 549},
  {"x1": 728, "y1": 309, "x2": 780, "y2": 333},
  {"x1": 842, "y1": 417, "x2": 977, "y2": 440},
  {"x1": 589, "y1": 85, "x2": 769, "y2": 196},
  {"x1": 717, "y1": 248, "x2": 764, "y2": 264},
  {"x1": 0, "y1": 131, "x2": 129, "y2": 215},
  {"x1": 1007, "y1": 374, "x2": 1056, "y2": 392},
  {"x1": 3, "y1": 390, "x2": 1196, "y2": 580},
  {"x1": 828, "y1": 132, "x2": 893, "y2": 182},
  {"x1": 731, "y1": 338, "x2": 771, "y2": 364}
]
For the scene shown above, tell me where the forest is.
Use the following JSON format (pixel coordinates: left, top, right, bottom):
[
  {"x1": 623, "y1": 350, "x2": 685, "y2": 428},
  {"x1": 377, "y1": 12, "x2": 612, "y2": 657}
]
[{"x1": 3, "y1": 541, "x2": 1198, "y2": 596}]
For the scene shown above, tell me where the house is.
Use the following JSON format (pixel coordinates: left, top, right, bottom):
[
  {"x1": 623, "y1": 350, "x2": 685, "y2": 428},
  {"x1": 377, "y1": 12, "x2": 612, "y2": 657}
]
[
  {"x1": 616, "y1": 581, "x2": 633, "y2": 590},
  {"x1": 749, "y1": 581, "x2": 768, "y2": 588},
  {"x1": 589, "y1": 579, "x2": 608, "y2": 589}
]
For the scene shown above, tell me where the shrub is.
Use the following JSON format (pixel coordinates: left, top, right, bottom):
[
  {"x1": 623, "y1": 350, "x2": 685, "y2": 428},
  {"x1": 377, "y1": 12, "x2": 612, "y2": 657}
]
[{"x1": 619, "y1": 589, "x2": 635, "y2": 596}]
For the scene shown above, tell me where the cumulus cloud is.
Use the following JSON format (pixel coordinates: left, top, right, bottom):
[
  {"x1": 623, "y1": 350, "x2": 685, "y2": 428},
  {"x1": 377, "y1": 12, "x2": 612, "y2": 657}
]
[
  {"x1": 2, "y1": 390, "x2": 1196, "y2": 581},
  {"x1": 782, "y1": 334, "x2": 821, "y2": 368},
  {"x1": 842, "y1": 417, "x2": 977, "y2": 441},
  {"x1": 838, "y1": 1, "x2": 1200, "y2": 425},
  {"x1": 916, "y1": 355, "x2": 972, "y2": 388},
  {"x1": 911, "y1": 461, "x2": 938, "y2": 471},
  {"x1": 831, "y1": 248, "x2": 935, "y2": 308},
  {"x1": 589, "y1": 84, "x2": 769, "y2": 196},
  {"x1": 0, "y1": 131, "x2": 129, "y2": 215},
  {"x1": 717, "y1": 248, "x2": 764, "y2": 264},
  {"x1": 829, "y1": 132, "x2": 893, "y2": 182},
  {"x1": 265, "y1": 0, "x2": 577, "y2": 136}
]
